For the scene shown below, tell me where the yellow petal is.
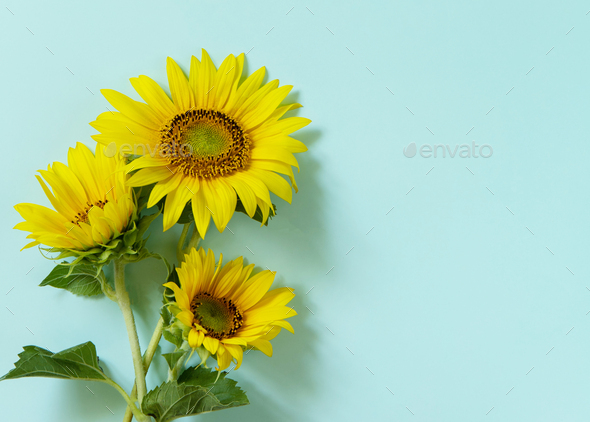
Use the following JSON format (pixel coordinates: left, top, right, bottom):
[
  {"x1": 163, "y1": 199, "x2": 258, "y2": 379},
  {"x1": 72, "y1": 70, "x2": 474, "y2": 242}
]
[
  {"x1": 233, "y1": 270, "x2": 275, "y2": 310},
  {"x1": 130, "y1": 75, "x2": 177, "y2": 120},
  {"x1": 210, "y1": 54, "x2": 236, "y2": 110},
  {"x1": 127, "y1": 167, "x2": 173, "y2": 187},
  {"x1": 101, "y1": 89, "x2": 161, "y2": 130},
  {"x1": 251, "y1": 147, "x2": 299, "y2": 169},
  {"x1": 234, "y1": 80, "x2": 279, "y2": 120},
  {"x1": 163, "y1": 178, "x2": 198, "y2": 231},
  {"x1": 163, "y1": 282, "x2": 190, "y2": 311},
  {"x1": 248, "y1": 339, "x2": 273, "y2": 357},
  {"x1": 198, "y1": 49, "x2": 216, "y2": 109},
  {"x1": 226, "y1": 174, "x2": 257, "y2": 217},
  {"x1": 176, "y1": 310, "x2": 194, "y2": 328},
  {"x1": 188, "y1": 328, "x2": 200, "y2": 348},
  {"x1": 191, "y1": 184, "x2": 211, "y2": 239},
  {"x1": 241, "y1": 85, "x2": 292, "y2": 129},
  {"x1": 166, "y1": 57, "x2": 193, "y2": 111},
  {"x1": 248, "y1": 168, "x2": 292, "y2": 203},
  {"x1": 202, "y1": 178, "x2": 237, "y2": 232},
  {"x1": 229, "y1": 66, "x2": 266, "y2": 114},
  {"x1": 215, "y1": 346, "x2": 233, "y2": 371},
  {"x1": 203, "y1": 336, "x2": 220, "y2": 355},
  {"x1": 224, "y1": 344, "x2": 243, "y2": 370},
  {"x1": 147, "y1": 171, "x2": 184, "y2": 208}
]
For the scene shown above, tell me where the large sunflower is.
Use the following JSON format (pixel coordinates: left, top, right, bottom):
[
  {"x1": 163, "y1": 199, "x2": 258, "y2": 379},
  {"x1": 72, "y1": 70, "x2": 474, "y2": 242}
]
[
  {"x1": 164, "y1": 248, "x2": 296, "y2": 371},
  {"x1": 90, "y1": 49, "x2": 310, "y2": 236},
  {"x1": 14, "y1": 143, "x2": 134, "y2": 251}
]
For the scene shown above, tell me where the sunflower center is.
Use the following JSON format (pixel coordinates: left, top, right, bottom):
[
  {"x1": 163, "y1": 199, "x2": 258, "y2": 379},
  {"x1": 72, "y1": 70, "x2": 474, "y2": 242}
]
[
  {"x1": 71, "y1": 199, "x2": 109, "y2": 226},
  {"x1": 159, "y1": 109, "x2": 251, "y2": 178},
  {"x1": 190, "y1": 292, "x2": 243, "y2": 340}
]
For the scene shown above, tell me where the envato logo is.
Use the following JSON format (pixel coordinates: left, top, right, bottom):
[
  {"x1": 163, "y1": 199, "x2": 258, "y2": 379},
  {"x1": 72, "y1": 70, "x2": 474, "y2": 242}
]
[
  {"x1": 103, "y1": 142, "x2": 194, "y2": 158},
  {"x1": 403, "y1": 141, "x2": 493, "y2": 159}
]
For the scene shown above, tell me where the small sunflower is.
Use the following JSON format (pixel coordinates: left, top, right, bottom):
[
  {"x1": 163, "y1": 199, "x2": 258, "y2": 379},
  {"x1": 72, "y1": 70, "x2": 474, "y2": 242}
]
[
  {"x1": 14, "y1": 142, "x2": 135, "y2": 252},
  {"x1": 90, "y1": 49, "x2": 310, "y2": 236},
  {"x1": 164, "y1": 248, "x2": 296, "y2": 371}
]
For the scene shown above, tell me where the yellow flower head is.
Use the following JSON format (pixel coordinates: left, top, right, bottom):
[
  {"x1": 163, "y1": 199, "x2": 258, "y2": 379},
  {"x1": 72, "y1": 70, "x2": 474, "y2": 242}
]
[
  {"x1": 14, "y1": 142, "x2": 135, "y2": 253},
  {"x1": 164, "y1": 248, "x2": 296, "y2": 371},
  {"x1": 90, "y1": 49, "x2": 310, "y2": 236}
]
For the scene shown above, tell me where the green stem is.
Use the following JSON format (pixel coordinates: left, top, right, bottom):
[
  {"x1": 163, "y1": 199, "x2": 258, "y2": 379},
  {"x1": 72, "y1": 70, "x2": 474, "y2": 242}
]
[
  {"x1": 114, "y1": 259, "x2": 147, "y2": 407},
  {"x1": 100, "y1": 271, "x2": 117, "y2": 302},
  {"x1": 184, "y1": 225, "x2": 200, "y2": 256},
  {"x1": 176, "y1": 224, "x2": 191, "y2": 264},
  {"x1": 105, "y1": 379, "x2": 151, "y2": 422},
  {"x1": 122, "y1": 317, "x2": 164, "y2": 422}
]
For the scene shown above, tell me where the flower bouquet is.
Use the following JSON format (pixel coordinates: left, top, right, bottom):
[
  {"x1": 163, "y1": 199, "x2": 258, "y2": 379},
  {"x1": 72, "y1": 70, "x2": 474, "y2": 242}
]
[{"x1": 3, "y1": 50, "x2": 310, "y2": 422}]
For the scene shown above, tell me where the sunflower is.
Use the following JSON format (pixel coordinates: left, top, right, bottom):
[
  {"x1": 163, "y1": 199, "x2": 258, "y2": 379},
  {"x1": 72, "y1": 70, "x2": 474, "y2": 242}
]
[
  {"x1": 90, "y1": 49, "x2": 310, "y2": 236},
  {"x1": 164, "y1": 247, "x2": 296, "y2": 371},
  {"x1": 14, "y1": 142, "x2": 135, "y2": 252}
]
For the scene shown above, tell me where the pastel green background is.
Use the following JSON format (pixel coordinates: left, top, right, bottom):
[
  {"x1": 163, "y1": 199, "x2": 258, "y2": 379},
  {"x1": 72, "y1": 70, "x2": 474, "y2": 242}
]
[{"x1": 1, "y1": 0, "x2": 590, "y2": 420}]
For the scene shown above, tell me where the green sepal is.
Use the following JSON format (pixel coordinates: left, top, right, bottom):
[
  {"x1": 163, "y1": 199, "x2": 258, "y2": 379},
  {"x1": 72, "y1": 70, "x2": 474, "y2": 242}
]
[
  {"x1": 40, "y1": 263, "x2": 105, "y2": 297},
  {"x1": 194, "y1": 347, "x2": 211, "y2": 368},
  {"x1": 176, "y1": 202, "x2": 194, "y2": 225},
  {"x1": 137, "y1": 210, "x2": 161, "y2": 241},
  {"x1": 134, "y1": 183, "x2": 156, "y2": 213},
  {"x1": 0, "y1": 342, "x2": 108, "y2": 382},
  {"x1": 141, "y1": 366, "x2": 249, "y2": 422},
  {"x1": 235, "y1": 199, "x2": 276, "y2": 226},
  {"x1": 162, "y1": 329, "x2": 184, "y2": 349},
  {"x1": 123, "y1": 227, "x2": 138, "y2": 247},
  {"x1": 161, "y1": 302, "x2": 185, "y2": 350},
  {"x1": 162, "y1": 351, "x2": 187, "y2": 371},
  {"x1": 161, "y1": 266, "x2": 186, "y2": 348},
  {"x1": 37, "y1": 184, "x2": 163, "y2": 269},
  {"x1": 172, "y1": 198, "x2": 277, "y2": 226}
]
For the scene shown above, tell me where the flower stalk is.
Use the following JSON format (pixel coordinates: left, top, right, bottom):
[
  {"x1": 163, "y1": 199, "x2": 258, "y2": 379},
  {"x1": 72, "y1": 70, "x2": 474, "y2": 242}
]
[
  {"x1": 105, "y1": 378, "x2": 151, "y2": 422},
  {"x1": 122, "y1": 317, "x2": 164, "y2": 422},
  {"x1": 113, "y1": 259, "x2": 147, "y2": 408},
  {"x1": 176, "y1": 224, "x2": 191, "y2": 264}
]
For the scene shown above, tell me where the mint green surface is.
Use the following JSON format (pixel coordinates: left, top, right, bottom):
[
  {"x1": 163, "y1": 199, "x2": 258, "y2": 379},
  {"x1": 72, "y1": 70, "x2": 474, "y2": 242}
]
[{"x1": 2, "y1": 1, "x2": 590, "y2": 421}]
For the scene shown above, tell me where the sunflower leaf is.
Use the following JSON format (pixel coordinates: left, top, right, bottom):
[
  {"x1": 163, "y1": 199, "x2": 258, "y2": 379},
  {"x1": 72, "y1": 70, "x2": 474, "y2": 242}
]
[
  {"x1": 142, "y1": 366, "x2": 249, "y2": 422},
  {"x1": 40, "y1": 263, "x2": 103, "y2": 297},
  {"x1": 0, "y1": 342, "x2": 108, "y2": 382}
]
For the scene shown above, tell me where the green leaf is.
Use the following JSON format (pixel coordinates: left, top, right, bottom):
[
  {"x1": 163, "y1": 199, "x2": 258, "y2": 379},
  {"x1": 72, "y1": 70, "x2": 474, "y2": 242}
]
[
  {"x1": 142, "y1": 366, "x2": 249, "y2": 421},
  {"x1": 40, "y1": 263, "x2": 103, "y2": 297},
  {"x1": 0, "y1": 342, "x2": 108, "y2": 382}
]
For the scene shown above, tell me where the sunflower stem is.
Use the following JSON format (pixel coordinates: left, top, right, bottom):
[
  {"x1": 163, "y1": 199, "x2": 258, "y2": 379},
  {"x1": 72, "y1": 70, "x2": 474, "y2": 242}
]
[
  {"x1": 176, "y1": 223, "x2": 191, "y2": 263},
  {"x1": 122, "y1": 317, "x2": 164, "y2": 422},
  {"x1": 105, "y1": 378, "x2": 150, "y2": 422},
  {"x1": 99, "y1": 271, "x2": 117, "y2": 302},
  {"x1": 114, "y1": 259, "x2": 147, "y2": 410},
  {"x1": 184, "y1": 225, "x2": 201, "y2": 255}
]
